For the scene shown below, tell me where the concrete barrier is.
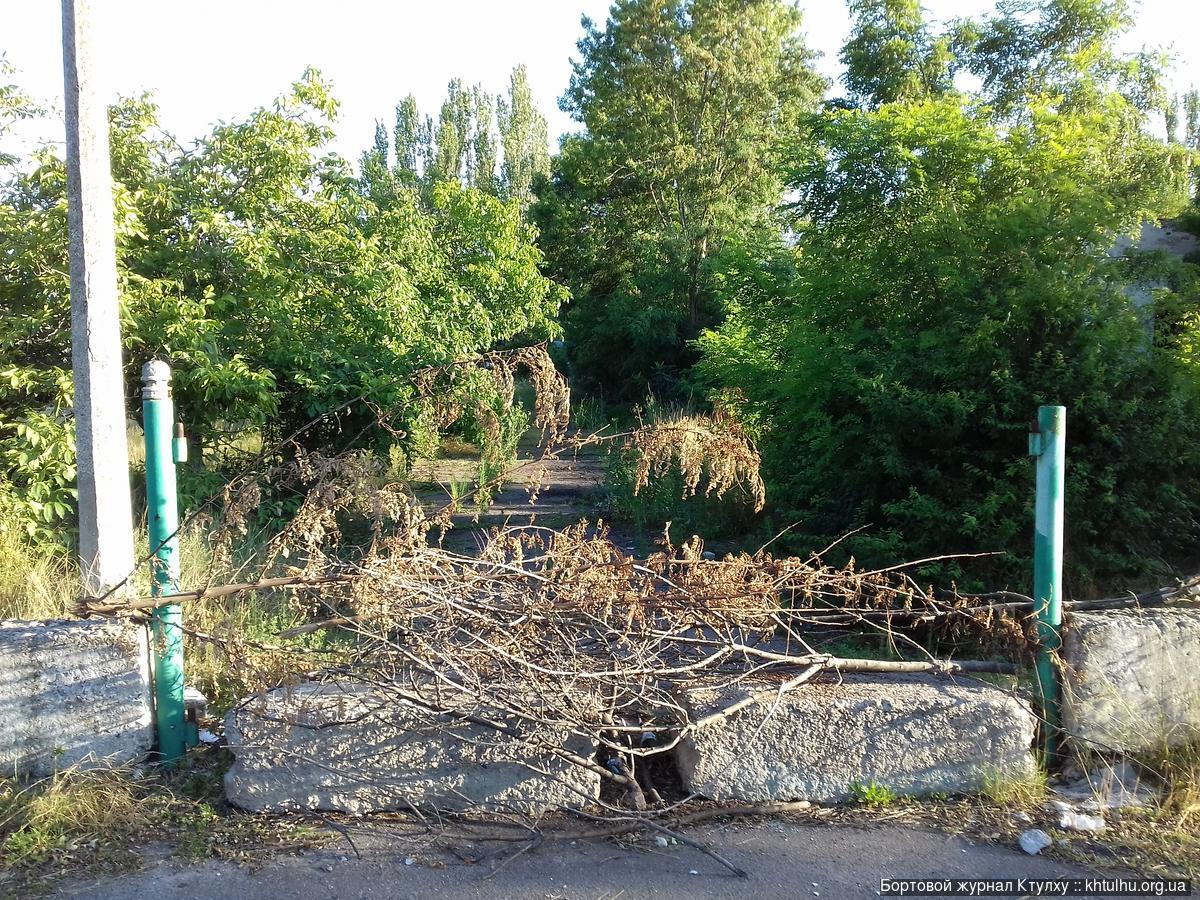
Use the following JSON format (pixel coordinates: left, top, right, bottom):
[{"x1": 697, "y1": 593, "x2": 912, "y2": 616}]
[
  {"x1": 675, "y1": 674, "x2": 1038, "y2": 803},
  {"x1": 1063, "y1": 608, "x2": 1200, "y2": 753},
  {"x1": 0, "y1": 619, "x2": 153, "y2": 776},
  {"x1": 224, "y1": 681, "x2": 600, "y2": 815}
]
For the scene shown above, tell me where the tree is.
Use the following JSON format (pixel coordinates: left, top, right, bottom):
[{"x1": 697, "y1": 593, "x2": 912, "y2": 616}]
[
  {"x1": 698, "y1": 3, "x2": 1198, "y2": 586},
  {"x1": 496, "y1": 65, "x2": 549, "y2": 207},
  {"x1": 0, "y1": 69, "x2": 565, "y2": 538},
  {"x1": 394, "y1": 93, "x2": 431, "y2": 183},
  {"x1": 1165, "y1": 93, "x2": 1179, "y2": 144},
  {"x1": 1185, "y1": 89, "x2": 1200, "y2": 199},
  {"x1": 962, "y1": 0, "x2": 1160, "y2": 122},
  {"x1": 538, "y1": 0, "x2": 823, "y2": 399},
  {"x1": 384, "y1": 70, "x2": 548, "y2": 201},
  {"x1": 840, "y1": 0, "x2": 954, "y2": 108}
]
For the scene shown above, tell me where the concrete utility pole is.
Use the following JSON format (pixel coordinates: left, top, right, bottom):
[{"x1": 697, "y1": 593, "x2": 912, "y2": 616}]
[{"x1": 61, "y1": 0, "x2": 135, "y2": 597}]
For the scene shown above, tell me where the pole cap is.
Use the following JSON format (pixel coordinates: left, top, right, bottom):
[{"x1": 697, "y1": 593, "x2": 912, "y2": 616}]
[{"x1": 141, "y1": 359, "x2": 172, "y2": 400}]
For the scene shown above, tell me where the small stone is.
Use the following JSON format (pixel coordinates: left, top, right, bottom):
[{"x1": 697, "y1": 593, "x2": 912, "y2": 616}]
[
  {"x1": 1014, "y1": 811, "x2": 1032, "y2": 823},
  {"x1": 404, "y1": 857, "x2": 415, "y2": 866},
  {"x1": 321, "y1": 864, "x2": 334, "y2": 873},
  {"x1": 689, "y1": 870, "x2": 699, "y2": 876},
  {"x1": 655, "y1": 835, "x2": 670, "y2": 848},
  {"x1": 1019, "y1": 829, "x2": 1052, "y2": 855}
]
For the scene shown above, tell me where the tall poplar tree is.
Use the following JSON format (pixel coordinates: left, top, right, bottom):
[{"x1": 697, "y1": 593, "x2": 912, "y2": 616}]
[
  {"x1": 497, "y1": 65, "x2": 550, "y2": 207},
  {"x1": 535, "y1": 0, "x2": 823, "y2": 398}
]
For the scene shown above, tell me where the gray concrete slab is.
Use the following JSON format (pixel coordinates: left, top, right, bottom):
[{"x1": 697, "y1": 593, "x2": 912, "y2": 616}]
[
  {"x1": 0, "y1": 618, "x2": 152, "y2": 776},
  {"x1": 677, "y1": 674, "x2": 1038, "y2": 803},
  {"x1": 1063, "y1": 608, "x2": 1200, "y2": 752}
]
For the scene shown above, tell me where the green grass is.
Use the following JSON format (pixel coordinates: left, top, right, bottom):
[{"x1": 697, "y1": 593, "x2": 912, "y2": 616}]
[{"x1": 0, "y1": 526, "x2": 76, "y2": 620}]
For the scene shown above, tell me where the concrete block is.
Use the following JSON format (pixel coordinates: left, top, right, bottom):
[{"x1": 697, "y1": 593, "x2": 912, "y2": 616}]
[
  {"x1": 1063, "y1": 609, "x2": 1200, "y2": 752},
  {"x1": 675, "y1": 674, "x2": 1037, "y2": 803},
  {"x1": 0, "y1": 619, "x2": 153, "y2": 776},
  {"x1": 224, "y1": 681, "x2": 600, "y2": 815}
]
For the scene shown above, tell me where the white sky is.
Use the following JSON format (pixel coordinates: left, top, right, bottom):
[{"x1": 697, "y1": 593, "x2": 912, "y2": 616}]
[{"x1": 2, "y1": 0, "x2": 1198, "y2": 161}]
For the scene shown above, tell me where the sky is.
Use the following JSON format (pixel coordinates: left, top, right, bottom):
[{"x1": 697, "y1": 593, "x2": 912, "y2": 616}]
[{"x1": 2, "y1": 0, "x2": 1198, "y2": 162}]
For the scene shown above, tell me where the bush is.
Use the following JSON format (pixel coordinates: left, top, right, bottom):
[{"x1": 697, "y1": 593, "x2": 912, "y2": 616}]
[{"x1": 700, "y1": 98, "x2": 1200, "y2": 590}]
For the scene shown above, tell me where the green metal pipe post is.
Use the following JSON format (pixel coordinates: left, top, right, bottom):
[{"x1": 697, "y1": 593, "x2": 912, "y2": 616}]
[
  {"x1": 1028, "y1": 405, "x2": 1066, "y2": 758},
  {"x1": 142, "y1": 360, "x2": 186, "y2": 762}
]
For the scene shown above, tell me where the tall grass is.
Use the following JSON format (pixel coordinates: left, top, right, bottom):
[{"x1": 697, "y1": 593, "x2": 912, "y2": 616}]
[
  {"x1": 0, "y1": 526, "x2": 76, "y2": 620},
  {"x1": 0, "y1": 519, "x2": 323, "y2": 714}
]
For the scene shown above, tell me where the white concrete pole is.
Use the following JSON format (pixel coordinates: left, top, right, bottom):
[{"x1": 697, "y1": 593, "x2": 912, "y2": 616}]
[{"x1": 61, "y1": 0, "x2": 135, "y2": 597}]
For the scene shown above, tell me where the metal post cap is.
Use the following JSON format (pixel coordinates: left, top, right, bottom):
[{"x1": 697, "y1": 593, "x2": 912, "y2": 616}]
[{"x1": 141, "y1": 359, "x2": 172, "y2": 400}]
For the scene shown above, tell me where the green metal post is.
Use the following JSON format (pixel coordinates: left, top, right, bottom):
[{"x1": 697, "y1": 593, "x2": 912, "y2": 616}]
[
  {"x1": 1028, "y1": 405, "x2": 1066, "y2": 758},
  {"x1": 143, "y1": 360, "x2": 186, "y2": 762}
]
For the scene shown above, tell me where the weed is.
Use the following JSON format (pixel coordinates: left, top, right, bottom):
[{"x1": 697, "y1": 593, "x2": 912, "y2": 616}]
[
  {"x1": 850, "y1": 781, "x2": 901, "y2": 807},
  {"x1": 1137, "y1": 739, "x2": 1200, "y2": 822},
  {"x1": 0, "y1": 765, "x2": 149, "y2": 873}
]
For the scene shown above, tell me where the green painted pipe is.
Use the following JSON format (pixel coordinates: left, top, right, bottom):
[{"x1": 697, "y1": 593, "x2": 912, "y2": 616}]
[
  {"x1": 142, "y1": 360, "x2": 186, "y2": 763},
  {"x1": 1028, "y1": 405, "x2": 1066, "y2": 758}
]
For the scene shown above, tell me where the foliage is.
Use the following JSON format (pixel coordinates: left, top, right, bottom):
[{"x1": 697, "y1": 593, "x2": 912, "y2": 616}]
[
  {"x1": 839, "y1": 0, "x2": 955, "y2": 108},
  {"x1": 534, "y1": 0, "x2": 824, "y2": 400},
  {"x1": 0, "y1": 68, "x2": 565, "y2": 541},
  {"x1": 371, "y1": 67, "x2": 550, "y2": 208},
  {"x1": 601, "y1": 401, "x2": 766, "y2": 542},
  {"x1": 698, "y1": 0, "x2": 1199, "y2": 587}
]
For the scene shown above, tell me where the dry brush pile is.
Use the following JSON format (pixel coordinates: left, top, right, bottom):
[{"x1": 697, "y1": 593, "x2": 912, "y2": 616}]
[{"x1": 78, "y1": 346, "x2": 1045, "y2": 832}]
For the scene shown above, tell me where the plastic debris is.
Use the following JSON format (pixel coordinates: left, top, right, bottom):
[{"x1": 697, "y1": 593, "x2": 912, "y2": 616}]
[
  {"x1": 1019, "y1": 829, "x2": 1053, "y2": 855},
  {"x1": 1058, "y1": 811, "x2": 1106, "y2": 833}
]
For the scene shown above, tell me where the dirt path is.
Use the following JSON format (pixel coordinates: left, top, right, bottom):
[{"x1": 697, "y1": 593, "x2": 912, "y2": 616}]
[
  {"x1": 409, "y1": 434, "x2": 638, "y2": 556},
  {"x1": 54, "y1": 820, "x2": 1132, "y2": 900}
]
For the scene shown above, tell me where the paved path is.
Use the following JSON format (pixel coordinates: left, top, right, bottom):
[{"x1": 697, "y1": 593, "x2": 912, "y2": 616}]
[
  {"x1": 56, "y1": 821, "x2": 1133, "y2": 900},
  {"x1": 410, "y1": 439, "x2": 626, "y2": 556}
]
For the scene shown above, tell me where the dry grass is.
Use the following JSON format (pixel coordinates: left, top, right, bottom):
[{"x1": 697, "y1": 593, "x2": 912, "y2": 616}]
[
  {"x1": 980, "y1": 764, "x2": 1048, "y2": 807},
  {"x1": 0, "y1": 526, "x2": 76, "y2": 620},
  {"x1": 0, "y1": 764, "x2": 154, "y2": 896},
  {"x1": 1139, "y1": 740, "x2": 1200, "y2": 823},
  {"x1": 0, "y1": 757, "x2": 326, "y2": 897}
]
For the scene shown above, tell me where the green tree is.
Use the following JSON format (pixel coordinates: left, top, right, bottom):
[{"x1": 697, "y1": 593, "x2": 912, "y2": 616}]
[
  {"x1": 1185, "y1": 89, "x2": 1200, "y2": 199},
  {"x1": 394, "y1": 93, "x2": 432, "y2": 183},
  {"x1": 386, "y1": 70, "x2": 547, "y2": 200},
  {"x1": 698, "y1": 7, "x2": 1198, "y2": 587},
  {"x1": 0, "y1": 69, "x2": 565, "y2": 538},
  {"x1": 962, "y1": 0, "x2": 1161, "y2": 122},
  {"x1": 537, "y1": 0, "x2": 823, "y2": 399},
  {"x1": 496, "y1": 65, "x2": 549, "y2": 207},
  {"x1": 840, "y1": 0, "x2": 954, "y2": 108}
]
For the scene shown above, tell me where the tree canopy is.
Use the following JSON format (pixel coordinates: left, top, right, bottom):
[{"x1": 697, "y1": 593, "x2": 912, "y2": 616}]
[
  {"x1": 534, "y1": 0, "x2": 824, "y2": 400},
  {"x1": 0, "y1": 69, "x2": 563, "y2": 536}
]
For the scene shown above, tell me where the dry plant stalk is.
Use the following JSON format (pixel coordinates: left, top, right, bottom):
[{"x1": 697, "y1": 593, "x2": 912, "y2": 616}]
[{"x1": 623, "y1": 413, "x2": 766, "y2": 512}]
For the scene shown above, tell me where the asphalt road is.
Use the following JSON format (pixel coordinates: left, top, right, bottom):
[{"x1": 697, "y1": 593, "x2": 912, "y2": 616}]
[{"x1": 55, "y1": 820, "x2": 1145, "y2": 900}]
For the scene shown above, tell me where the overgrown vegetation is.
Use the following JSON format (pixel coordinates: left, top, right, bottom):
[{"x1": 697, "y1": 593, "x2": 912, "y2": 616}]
[{"x1": 0, "y1": 61, "x2": 564, "y2": 545}]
